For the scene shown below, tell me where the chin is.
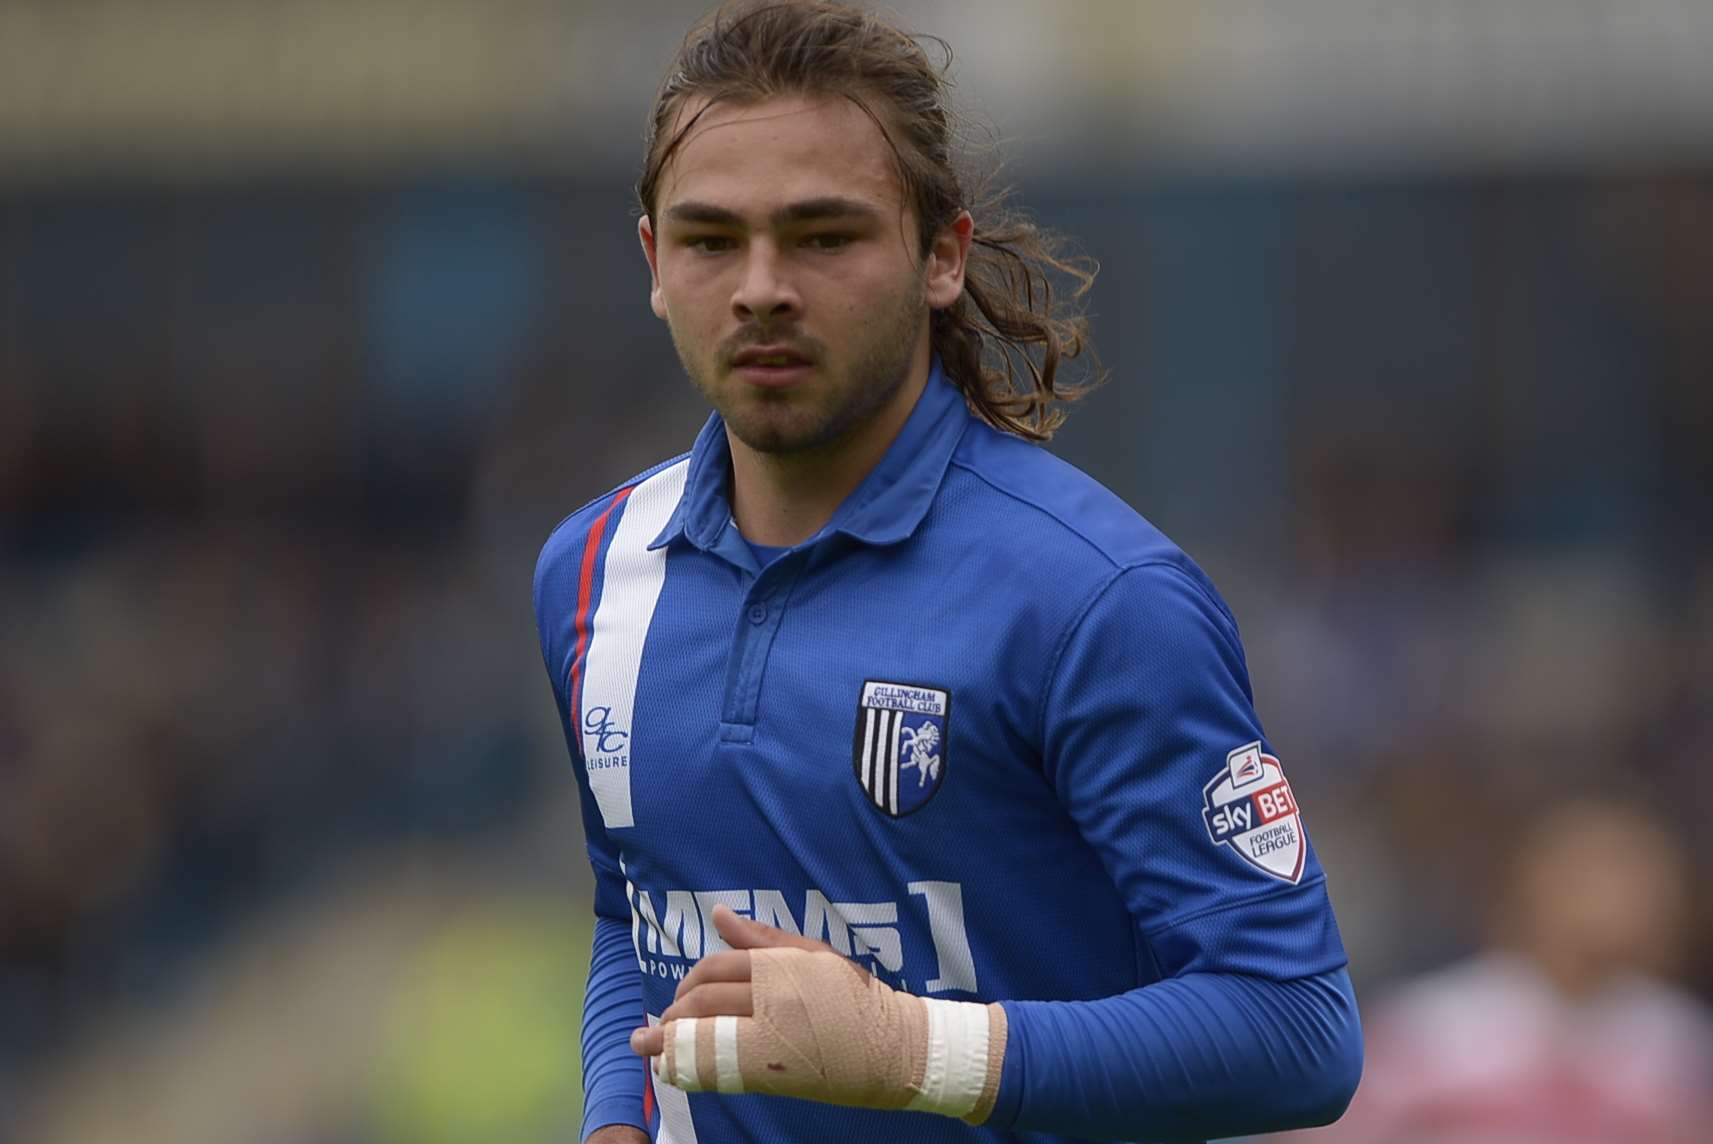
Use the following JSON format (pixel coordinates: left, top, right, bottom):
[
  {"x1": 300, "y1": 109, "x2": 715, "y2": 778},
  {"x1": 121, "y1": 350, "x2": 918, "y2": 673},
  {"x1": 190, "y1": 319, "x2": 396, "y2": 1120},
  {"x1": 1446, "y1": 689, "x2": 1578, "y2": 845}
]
[
  {"x1": 725, "y1": 406, "x2": 843, "y2": 456},
  {"x1": 729, "y1": 423, "x2": 822, "y2": 456}
]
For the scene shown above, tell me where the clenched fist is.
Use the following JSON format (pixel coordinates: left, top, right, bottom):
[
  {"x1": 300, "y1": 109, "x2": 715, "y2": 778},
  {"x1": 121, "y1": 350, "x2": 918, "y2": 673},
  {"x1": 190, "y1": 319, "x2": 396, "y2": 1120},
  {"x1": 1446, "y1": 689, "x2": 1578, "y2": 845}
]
[{"x1": 630, "y1": 904, "x2": 1006, "y2": 1123}]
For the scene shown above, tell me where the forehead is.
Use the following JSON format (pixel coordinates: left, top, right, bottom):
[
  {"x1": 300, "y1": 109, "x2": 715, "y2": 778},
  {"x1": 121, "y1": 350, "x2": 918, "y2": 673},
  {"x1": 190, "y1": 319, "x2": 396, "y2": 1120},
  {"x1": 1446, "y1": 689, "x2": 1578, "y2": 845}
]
[{"x1": 656, "y1": 93, "x2": 906, "y2": 220}]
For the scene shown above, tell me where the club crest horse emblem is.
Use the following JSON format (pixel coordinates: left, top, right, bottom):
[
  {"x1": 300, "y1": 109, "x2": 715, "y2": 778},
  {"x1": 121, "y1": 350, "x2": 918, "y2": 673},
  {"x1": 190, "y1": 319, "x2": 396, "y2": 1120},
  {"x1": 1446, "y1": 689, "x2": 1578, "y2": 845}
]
[{"x1": 853, "y1": 680, "x2": 950, "y2": 817}]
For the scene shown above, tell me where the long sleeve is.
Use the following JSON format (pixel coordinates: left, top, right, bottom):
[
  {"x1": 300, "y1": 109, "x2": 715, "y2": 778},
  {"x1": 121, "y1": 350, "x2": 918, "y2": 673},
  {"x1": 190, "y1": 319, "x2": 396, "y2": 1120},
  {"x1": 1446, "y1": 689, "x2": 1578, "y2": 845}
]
[
  {"x1": 1010, "y1": 559, "x2": 1360, "y2": 1139},
  {"x1": 581, "y1": 913, "x2": 649, "y2": 1141},
  {"x1": 534, "y1": 511, "x2": 652, "y2": 1142},
  {"x1": 989, "y1": 966, "x2": 1361, "y2": 1141}
]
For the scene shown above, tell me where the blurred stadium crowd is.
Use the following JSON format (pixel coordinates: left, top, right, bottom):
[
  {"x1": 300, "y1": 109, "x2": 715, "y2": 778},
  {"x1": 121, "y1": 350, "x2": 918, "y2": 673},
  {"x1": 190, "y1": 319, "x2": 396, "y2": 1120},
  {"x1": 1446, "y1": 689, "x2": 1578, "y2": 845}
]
[{"x1": 3, "y1": 3, "x2": 1713, "y2": 1142}]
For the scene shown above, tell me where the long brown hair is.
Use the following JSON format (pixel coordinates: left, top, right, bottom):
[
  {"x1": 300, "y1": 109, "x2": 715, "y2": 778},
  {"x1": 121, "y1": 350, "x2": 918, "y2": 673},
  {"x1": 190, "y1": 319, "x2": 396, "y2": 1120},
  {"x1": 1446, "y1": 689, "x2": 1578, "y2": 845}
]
[{"x1": 638, "y1": 0, "x2": 1102, "y2": 442}]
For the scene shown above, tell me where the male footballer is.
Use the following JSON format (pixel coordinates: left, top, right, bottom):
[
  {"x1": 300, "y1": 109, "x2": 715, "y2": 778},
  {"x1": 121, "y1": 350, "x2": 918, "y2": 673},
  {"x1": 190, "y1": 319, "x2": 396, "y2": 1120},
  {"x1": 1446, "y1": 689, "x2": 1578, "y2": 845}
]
[{"x1": 534, "y1": 2, "x2": 1363, "y2": 1140}]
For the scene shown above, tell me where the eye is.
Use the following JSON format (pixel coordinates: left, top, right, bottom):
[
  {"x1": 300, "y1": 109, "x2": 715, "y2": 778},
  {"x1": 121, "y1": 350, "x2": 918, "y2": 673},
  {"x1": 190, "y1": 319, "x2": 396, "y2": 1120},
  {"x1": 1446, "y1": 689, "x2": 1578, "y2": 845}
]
[
  {"x1": 685, "y1": 235, "x2": 737, "y2": 253},
  {"x1": 804, "y1": 233, "x2": 853, "y2": 251}
]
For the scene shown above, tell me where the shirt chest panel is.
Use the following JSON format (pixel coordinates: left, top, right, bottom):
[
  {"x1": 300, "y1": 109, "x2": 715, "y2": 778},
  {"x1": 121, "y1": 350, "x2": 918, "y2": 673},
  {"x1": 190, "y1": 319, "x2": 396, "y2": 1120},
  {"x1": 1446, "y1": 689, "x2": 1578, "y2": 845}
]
[
  {"x1": 615, "y1": 547, "x2": 1074, "y2": 873},
  {"x1": 593, "y1": 543, "x2": 1142, "y2": 1006}
]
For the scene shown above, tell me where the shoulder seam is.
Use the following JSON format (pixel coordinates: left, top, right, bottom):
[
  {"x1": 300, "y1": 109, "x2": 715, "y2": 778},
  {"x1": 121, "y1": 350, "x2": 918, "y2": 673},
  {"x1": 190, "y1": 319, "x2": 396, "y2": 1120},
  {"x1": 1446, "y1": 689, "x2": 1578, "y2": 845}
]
[
  {"x1": 1036, "y1": 565, "x2": 1127, "y2": 749},
  {"x1": 1142, "y1": 556, "x2": 1242, "y2": 635},
  {"x1": 1035, "y1": 558, "x2": 1214, "y2": 747},
  {"x1": 540, "y1": 452, "x2": 690, "y2": 553},
  {"x1": 947, "y1": 456, "x2": 1124, "y2": 571},
  {"x1": 948, "y1": 454, "x2": 1232, "y2": 627}
]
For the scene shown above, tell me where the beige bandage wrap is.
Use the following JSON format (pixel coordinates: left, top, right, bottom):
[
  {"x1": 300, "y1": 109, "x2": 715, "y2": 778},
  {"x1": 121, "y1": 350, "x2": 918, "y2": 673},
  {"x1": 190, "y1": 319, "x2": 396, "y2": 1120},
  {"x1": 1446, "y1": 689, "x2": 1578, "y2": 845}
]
[{"x1": 656, "y1": 947, "x2": 1009, "y2": 1124}]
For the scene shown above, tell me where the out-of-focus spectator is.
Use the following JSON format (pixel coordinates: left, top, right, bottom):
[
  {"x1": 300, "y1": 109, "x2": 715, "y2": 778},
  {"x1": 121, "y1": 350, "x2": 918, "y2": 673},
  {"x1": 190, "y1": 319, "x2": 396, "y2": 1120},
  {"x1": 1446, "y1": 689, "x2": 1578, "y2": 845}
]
[
  {"x1": 1298, "y1": 800, "x2": 1713, "y2": 1143},
  {"x1": 16, "y1": 835, "x2": 592, "y2": 1144}
]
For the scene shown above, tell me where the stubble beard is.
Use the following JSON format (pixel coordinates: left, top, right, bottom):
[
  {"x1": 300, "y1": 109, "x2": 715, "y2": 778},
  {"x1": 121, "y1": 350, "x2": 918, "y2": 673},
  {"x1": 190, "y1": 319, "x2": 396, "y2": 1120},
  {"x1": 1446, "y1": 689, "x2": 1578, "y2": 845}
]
[{"x1": 671, "y1": 281, "x2": 928, "y2": 457}]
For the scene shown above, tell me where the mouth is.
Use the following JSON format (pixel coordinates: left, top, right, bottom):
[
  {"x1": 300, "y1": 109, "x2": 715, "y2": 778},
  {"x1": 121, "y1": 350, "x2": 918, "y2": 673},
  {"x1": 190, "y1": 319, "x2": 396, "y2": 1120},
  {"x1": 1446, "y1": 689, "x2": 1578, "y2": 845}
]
[{"x1": 730, "y1": 345, "x2": 814, "y2": 389}]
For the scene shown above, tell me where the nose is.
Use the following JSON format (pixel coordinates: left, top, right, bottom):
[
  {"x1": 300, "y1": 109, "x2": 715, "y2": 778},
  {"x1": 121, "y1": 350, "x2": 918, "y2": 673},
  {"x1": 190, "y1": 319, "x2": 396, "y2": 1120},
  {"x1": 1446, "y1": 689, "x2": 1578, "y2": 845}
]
[{"x1": 730, "y1": 242, "x2": 802, "y2": 325}]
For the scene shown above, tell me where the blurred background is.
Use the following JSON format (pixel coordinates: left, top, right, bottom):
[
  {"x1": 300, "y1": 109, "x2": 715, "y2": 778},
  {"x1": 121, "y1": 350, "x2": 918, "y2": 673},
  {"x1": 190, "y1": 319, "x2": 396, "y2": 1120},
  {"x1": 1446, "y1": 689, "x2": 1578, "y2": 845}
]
[{"x1": 2, "y1": 1, "x2": 1710, "y2": 1141}]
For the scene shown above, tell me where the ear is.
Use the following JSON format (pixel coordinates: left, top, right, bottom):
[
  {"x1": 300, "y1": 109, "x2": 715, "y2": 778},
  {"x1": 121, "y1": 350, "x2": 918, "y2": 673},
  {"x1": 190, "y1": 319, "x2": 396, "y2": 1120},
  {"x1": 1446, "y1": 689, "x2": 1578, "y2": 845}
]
[
  {"x1": 638, "y1": 214, "x2": 669, "y2": 321},
  {"x1": 923, "y1": 209, "x2": 975, "y2": 311}
]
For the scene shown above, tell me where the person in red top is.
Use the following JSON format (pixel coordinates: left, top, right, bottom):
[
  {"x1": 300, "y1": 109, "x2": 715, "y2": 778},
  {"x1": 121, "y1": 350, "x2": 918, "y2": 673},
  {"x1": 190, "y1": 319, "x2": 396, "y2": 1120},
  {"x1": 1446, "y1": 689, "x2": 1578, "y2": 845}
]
[{"x1": 1306, "y1": 800, "x2": 1713, "y2": 1144}]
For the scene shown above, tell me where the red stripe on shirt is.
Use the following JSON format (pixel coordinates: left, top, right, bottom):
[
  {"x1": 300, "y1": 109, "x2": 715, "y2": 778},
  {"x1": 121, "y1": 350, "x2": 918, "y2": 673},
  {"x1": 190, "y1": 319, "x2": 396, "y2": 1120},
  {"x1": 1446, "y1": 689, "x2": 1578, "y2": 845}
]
[{"x1": 567, "y1": 486, "x2": 635, "y2": 738}]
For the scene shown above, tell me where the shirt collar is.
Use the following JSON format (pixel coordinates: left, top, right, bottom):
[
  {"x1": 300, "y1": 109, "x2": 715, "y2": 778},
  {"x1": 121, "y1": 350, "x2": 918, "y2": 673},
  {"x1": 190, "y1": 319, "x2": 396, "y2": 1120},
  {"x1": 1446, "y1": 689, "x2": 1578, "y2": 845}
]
[{"x1": 650, "y1": 358, "x2": 971, "y2": 553}]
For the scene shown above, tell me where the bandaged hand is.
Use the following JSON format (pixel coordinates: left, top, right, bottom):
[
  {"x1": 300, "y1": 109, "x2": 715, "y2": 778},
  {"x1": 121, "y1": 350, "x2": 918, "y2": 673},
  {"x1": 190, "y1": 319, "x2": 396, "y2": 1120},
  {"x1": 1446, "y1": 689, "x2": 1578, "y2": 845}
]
[{"x1": 629, "y1": 904, "x2": 1008, "y2": 1124}]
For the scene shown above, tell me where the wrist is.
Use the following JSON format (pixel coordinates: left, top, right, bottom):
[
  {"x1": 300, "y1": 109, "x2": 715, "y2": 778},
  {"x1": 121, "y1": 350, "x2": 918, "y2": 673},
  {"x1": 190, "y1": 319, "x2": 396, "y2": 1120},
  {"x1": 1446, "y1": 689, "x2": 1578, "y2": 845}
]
[
  {"x1": 585, "y1": 1126, "x2": 649, "y2": 1143},
  {"x1": 906, "y1": 997, "x2": 1009, "y2": 1124}
]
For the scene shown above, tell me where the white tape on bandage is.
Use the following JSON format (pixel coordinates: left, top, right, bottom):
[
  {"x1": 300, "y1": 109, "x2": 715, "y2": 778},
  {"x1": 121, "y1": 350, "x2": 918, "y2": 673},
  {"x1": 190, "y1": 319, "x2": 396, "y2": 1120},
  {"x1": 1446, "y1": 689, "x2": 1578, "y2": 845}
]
[
  {"x1": 653, "y1": 950, "x2": 1005, "y2": 1121},
  {"x1": 905, "y1": 997, "x2": 992, "y2": 1119},
  {"x1": 672, "y1": 1017, "x2": 700, "y2": 1090},
  {"x1": 714, "y1": 1014, "x2": 743, "y2": 1094}
]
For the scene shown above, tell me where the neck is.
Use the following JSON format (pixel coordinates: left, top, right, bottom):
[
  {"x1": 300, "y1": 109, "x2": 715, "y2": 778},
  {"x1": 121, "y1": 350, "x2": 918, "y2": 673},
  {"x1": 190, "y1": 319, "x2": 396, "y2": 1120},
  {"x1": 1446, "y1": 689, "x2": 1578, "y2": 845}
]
[{"x1": 728, "y1": 348, "x2": 931, "y2": 548}]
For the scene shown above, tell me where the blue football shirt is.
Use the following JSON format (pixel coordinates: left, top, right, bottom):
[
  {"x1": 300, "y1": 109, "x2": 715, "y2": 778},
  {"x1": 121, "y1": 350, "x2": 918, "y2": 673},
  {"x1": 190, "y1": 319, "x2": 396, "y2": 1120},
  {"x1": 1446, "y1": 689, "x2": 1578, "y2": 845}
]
[{"x1": 534, "y1": 363, "x2": 1350, "y2": 1142}]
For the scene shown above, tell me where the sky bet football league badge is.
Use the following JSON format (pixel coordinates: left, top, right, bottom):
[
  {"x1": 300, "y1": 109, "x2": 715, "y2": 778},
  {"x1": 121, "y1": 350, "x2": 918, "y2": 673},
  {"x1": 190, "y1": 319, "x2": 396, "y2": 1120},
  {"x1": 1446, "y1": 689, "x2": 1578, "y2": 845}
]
[
  {"x1": 1202, "y1": 742, "x2": 1305, "y2": 883},
  {"x1": 853, "y1": 681, "x2": 949, "y2": 817}
]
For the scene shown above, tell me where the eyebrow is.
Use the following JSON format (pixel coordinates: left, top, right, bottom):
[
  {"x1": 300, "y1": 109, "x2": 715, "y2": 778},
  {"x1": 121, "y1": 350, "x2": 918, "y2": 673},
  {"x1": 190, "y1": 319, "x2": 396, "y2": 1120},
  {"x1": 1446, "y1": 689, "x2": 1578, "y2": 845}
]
[{"x1": 664, "y1": 197, "x2": 884, "y2": 228}]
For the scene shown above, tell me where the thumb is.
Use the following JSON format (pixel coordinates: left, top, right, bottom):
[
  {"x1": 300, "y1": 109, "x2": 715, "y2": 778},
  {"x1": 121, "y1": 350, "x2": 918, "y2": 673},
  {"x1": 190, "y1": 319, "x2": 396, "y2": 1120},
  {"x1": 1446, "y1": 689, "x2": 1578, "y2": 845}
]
[{"x1": 711, "y1": 903, "x2": 827, "y2": 952}]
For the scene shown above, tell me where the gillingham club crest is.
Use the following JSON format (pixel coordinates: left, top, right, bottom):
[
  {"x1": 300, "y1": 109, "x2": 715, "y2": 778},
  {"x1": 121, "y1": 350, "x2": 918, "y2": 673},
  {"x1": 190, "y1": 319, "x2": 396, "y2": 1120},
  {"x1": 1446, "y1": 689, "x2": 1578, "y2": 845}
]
[
  {"x1": 1201, "y1": 742, "x2": 1306, "y2": 883},
  {"x1": 853, "y1": 680, "x2": 949, "y2": 817}
]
